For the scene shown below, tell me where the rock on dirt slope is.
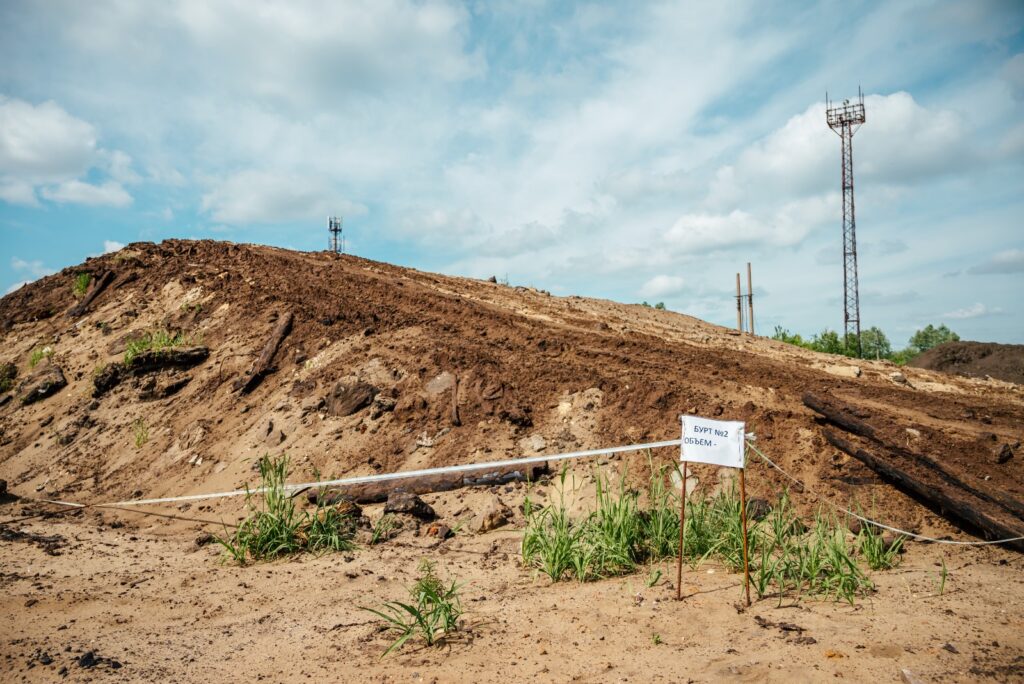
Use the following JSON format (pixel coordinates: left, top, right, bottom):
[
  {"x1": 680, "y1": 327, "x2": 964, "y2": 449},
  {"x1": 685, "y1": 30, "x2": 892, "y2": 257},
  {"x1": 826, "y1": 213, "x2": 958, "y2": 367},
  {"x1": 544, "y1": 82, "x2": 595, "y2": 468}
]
[{"x1": 0, "y1": 239, "x2": 1021, "y2": 532}]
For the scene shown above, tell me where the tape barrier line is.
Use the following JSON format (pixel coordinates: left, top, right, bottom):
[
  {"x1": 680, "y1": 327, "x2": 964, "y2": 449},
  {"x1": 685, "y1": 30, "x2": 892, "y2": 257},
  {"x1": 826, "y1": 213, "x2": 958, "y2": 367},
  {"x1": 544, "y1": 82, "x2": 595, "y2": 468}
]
[
  {"x1": 28, "y1": 438, "x2": 685, "y2": 510},
  {"x1": 9, "y1": 434, "x2": 1024, "y2": 547},
  {"x1": 745, "y1": 441, "x2": 1024, "y2": 547}
]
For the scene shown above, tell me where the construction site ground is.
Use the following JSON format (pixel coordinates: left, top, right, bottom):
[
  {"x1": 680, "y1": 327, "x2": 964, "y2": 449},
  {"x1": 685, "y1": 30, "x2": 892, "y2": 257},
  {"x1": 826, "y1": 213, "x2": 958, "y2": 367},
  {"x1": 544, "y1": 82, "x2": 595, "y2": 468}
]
[{"x1": 1, "y1": 240, "x2": 1022, "y2": 682}]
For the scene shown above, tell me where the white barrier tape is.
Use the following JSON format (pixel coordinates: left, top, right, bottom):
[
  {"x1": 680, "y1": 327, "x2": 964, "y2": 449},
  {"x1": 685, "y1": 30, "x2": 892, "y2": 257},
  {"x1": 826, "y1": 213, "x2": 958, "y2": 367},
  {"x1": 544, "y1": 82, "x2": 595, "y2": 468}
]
[
  {"x1": 37, "y1": 438, "x2": 685, "y2": 509},
  {"x1": 745, "y1": 441, "x2": 1024, "y2": 547}
]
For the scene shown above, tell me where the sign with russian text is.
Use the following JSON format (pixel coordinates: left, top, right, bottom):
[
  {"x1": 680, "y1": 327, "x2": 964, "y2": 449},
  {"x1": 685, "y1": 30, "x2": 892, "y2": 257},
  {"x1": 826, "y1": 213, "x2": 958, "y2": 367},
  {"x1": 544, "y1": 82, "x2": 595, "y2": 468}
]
[{"x1": 680, "y1": 416, "x2": 745, "y2": 468}]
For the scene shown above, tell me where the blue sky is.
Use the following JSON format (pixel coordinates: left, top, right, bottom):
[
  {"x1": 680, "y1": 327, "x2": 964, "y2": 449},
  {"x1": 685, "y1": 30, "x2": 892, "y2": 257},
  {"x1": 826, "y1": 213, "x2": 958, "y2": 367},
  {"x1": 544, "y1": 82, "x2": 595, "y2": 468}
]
[{"x1": 1, "y1": 0, "x2": 1022, "y2": 344}]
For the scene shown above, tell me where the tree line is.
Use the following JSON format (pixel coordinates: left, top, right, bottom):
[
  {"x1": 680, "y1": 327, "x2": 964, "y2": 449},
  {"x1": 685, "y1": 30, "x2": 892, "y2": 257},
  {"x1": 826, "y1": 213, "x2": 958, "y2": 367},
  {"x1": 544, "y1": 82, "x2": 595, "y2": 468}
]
[{"x1": 770, "y1": 323, "x2": 960, "y2": 364}]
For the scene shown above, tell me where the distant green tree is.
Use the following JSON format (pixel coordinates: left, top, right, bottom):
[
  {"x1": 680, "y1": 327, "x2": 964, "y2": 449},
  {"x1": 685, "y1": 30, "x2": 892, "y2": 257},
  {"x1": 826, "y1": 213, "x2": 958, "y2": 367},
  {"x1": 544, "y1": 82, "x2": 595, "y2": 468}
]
[
  {"x1": 860, "y1": 327, "x2": 892, "y2": 359},
  {"x1": 654, "y1": 302, "x2": 666, "y2": 310},
  {"x1": 811, "y1": 328, "x2": 846, "y2": 355},
  {"x1": 771, "y1": 326, "x2": 809, "y2": 348},
  {"x1": 908, "y1": 324, "x2": 960, "y2": 354}
]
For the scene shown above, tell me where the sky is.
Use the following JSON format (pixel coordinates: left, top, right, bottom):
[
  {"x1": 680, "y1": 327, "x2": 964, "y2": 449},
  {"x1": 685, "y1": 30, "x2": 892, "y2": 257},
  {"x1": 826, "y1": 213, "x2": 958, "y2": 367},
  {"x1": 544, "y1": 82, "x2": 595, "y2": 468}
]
[{"x1": 1, "y1": 0, "x2": 1022, "y2": 345}]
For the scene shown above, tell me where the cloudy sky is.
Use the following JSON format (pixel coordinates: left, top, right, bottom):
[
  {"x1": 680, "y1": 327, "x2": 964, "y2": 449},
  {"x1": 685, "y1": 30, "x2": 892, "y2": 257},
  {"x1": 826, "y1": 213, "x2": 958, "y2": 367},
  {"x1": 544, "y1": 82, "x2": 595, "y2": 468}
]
[{"x1": 1, "y1": 1, "x2": 1022, "y2": 344}]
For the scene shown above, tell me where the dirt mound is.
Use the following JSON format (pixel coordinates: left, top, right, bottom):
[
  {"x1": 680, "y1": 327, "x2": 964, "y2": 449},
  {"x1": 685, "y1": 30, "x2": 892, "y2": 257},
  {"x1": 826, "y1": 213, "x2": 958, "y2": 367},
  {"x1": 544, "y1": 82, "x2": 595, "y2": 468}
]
[
  {"x1": 909, "y1": 341, "x2": 1024, "y2": 385},
  {"x1": 0, "y1": 239, "x2": 1022, "y2": 532}
]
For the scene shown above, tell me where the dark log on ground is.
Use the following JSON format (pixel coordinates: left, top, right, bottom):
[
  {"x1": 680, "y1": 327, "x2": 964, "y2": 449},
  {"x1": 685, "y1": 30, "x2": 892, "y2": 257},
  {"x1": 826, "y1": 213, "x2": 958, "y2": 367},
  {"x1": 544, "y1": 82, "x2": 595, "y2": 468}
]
[
  {"x1": 308, "y1": 461, "x2": 551, "y2": 505},
  {"x1": 66, "y1": 270, "x2": 114, "y2": 318},
  {"x1": 824, "y1": 430, "x2": 1024, "y2": 552},
  {"x1": 803, "y1": 392, "x2": 1024, "y2": 522},
  {"x1": 451, "y1": 375, "x2": 461, "y2": 427},
  {"x1": 234, "y1": 312, "x2": 293, "y2": 394},
  {"x1": 17, "y1": 364, "x2": 67, "y2": 405},
  {"x1": 127, "y1": 347, "x2": 210, "y2": 375}
]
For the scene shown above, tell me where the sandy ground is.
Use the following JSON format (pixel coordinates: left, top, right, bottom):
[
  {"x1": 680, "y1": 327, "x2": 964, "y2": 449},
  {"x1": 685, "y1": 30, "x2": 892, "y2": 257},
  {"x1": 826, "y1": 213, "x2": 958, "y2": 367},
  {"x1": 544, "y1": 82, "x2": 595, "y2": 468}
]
[{"x1": 3, "y1": 498, "x2": 1023, "y2": 683}]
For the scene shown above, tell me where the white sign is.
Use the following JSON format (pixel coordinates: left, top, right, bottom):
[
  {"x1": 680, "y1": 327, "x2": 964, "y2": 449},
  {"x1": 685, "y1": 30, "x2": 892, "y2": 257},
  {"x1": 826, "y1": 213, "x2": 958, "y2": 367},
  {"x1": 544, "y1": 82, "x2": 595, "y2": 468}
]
[{"x1": 680, "y1": 416, "x2": 745, "y2": 468}]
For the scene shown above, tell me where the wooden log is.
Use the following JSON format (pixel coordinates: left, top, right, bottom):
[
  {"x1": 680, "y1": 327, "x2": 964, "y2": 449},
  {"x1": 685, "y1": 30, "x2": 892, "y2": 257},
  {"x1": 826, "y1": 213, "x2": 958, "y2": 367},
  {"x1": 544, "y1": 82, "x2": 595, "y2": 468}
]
[
  {"x1": 824, "y1": 430, "x2": 1024, "y2": 552},
  {"x1": 451, "y1": 375, "x2": 461, "y2": 427},
  {"x1": 234, "y1": 312, "x2": 293, "y2": 394},
  {"x1": 66, "y1": 270, "x2": 114, "y2": 318},
  {"x1": 804, "y1": 392, "x2": 1024, "y2": 522},
  {"x1": 307, "y1": 462, "x2": 550, "y2": 505}
]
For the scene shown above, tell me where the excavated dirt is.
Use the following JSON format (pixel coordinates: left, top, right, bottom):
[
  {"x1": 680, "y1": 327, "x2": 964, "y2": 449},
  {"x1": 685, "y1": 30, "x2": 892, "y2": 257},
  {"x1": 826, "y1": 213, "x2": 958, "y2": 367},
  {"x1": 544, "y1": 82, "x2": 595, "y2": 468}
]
[
  {"x1": 1, "y1": 239, "x2": 1023, "y2": 682},
  {"x1": 910, "y1": 341, "x2": 1024, "y2": 385}
]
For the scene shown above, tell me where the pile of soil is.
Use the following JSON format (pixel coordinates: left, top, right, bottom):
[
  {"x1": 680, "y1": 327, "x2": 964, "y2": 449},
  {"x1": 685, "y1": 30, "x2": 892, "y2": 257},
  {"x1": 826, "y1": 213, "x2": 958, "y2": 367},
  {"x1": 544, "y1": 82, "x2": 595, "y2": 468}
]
[{"x1": 909, "y1": 341, "x2": 1024, "y2": 385}]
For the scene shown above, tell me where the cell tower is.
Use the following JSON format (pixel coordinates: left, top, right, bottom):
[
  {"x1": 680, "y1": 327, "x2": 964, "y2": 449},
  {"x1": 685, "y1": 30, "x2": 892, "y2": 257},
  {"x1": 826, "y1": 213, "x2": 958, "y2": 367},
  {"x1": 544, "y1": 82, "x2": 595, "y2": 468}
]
[
  {"x1": 826, "y1": 88, "x2": 866, "y2": 357},
  {"x1": 328, "y1": 216, "x2": 344, "y2": 254}
]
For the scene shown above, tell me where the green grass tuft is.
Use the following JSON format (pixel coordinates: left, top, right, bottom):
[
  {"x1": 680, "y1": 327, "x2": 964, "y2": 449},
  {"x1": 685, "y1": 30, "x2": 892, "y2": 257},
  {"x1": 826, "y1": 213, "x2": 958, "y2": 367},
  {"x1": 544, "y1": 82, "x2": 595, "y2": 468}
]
[
  {"x1": 124, "y1": 330, "x2": 189, "y2": 365},
  {"x1": 362, "y1": 559, "x2": 463, "y2": 657},
  {"x1": 216, "y1": 455, "x2": 357, "y2": 564},
  {"x1": 28, "y1": 346, "x2": 53, "y2": 368},
  {"x1": 72, "y1": 272, "x2": 91, "y2": 297}
]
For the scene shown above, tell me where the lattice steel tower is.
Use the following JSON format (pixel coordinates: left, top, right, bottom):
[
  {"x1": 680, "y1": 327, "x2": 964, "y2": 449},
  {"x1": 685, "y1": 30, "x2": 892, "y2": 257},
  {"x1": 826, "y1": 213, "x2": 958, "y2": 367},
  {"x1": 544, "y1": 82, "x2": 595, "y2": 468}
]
[
  {"x1": 826, "y1": 88, "x2": 866, "y2": 357},
  {"x1": 328, "y1": 216, "x2": 344, "y2": 254}
]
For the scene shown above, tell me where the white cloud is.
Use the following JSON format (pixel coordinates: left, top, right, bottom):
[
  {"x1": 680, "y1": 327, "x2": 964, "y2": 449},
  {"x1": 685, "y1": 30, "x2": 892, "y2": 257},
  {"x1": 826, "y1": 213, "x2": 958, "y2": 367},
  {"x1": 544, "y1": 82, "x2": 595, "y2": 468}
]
[
  {"x1": 200, "y1": 170, "x2": 365, "y2": 224},
  {"x1": 40, "y1": 179, "x2": 132, "y2": 207},
  {"x1": 0, "y1": 96, "x2": 96, "y2": 180},
  {"x1": 103, "y1": 240, "x2": 125, "y2": 253},
  {"x1": 942, "y1": 302, "x2": 1002, "y2": 319},
  {"x1": 639, "y1": 275, "x2": 685, "y2": 299},
  {"x1": 967, "y1": 248, "x2": 1024, "y2": 275},
  {"x1": 0, "y1": 95, "x2": 135, "y2": 207}
]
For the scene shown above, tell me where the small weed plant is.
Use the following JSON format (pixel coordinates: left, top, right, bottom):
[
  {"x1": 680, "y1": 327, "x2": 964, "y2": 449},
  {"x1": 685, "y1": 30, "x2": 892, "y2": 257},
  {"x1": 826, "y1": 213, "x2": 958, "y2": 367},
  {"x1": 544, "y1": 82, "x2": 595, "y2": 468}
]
[
  {"x1": 132, "y1": 417, "x2": 149, "y2": 448},
  {"x1": 72, "y1": 272, "x2": 91, "y2": 297},
  {"x1": 362, "y1": 559, "x2": 463, "y2": 657},
  {"x1": 216, "y1": 455, "x2": 357, "y2": 564},
  {"x1": 28, "y1": 346, "x2": 53, "y2": 368},
  {"x1": 857, "y1": 523, "x2": 904, "y2": 570},
  {"x1": 124, "y1": 330, "x2": 189, "y2": 365},
  {"x1": 371, "y1": 514, "x2": 400, "y2": 545},
  {"x1": 522, "y1": 465, "x2": 881, "y2": 604}
]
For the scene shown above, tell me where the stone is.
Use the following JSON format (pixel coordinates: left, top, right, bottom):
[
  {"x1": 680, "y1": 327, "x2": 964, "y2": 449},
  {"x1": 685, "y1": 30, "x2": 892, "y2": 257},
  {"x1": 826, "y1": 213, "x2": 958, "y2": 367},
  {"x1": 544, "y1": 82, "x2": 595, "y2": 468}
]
[
  {"x1": 300, "y1": 396, "x2": 325, "y2": 416},
  {"x1": 995, "y1": 443, "x2": 1014, "y2": 464},
  {"x1": 473, "y1": 496, "x2": 512, "y2": 532},
  {"x1": 890, "y1": 372, "x2": 909, "y2": 385},
  {"x1": 518, "y1": 433, "x2": 547, "y2": 454},
  {"x1": 325, "y1": 381, "x2": 378, "y2": 417},
  {"x1": 265, "y1": 428, "x2": 286, "y2": 446},
  {"x1": 369, "y1": 394, "x2": 396, "y2": 420},
  {"x1": 17, "y1": 365, "x2": 67, "y2": 405},
  {"x1": 745, "y1": 498, "x2": 771, "y2": 521},
  {"x1": 384, "y1": 491, "x2": 436, "y2": 521},
  {"x1": 825, "y1": 364, "x2": 861, "y2": 379},
  {"x1": 426, "y1": 523, "x2": 453, "y2": 539}
]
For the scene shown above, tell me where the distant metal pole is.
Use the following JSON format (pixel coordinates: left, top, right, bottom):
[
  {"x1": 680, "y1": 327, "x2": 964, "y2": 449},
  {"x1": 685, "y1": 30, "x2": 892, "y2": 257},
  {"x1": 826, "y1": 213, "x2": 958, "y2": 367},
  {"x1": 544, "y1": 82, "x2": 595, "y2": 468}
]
[
  {"x1": 735, "y1": 273, "x2": 743, "y2": 332},
  {"x1": 746, "y1": 262, "x2": 755, "y2": 336}
]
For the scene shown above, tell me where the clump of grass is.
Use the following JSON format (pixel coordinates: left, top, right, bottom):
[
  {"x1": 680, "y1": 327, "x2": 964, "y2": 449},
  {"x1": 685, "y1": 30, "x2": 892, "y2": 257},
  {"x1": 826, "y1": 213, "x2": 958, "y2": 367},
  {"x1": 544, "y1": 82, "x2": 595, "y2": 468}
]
[
  {"x1": 216, "y1": 455, "x2": 356, "y2": 564},
  {"x1": 857, "y1": 523, "x2": 903, "y2": 570},
  {"x1": 371, "y1": 513, "x2": 400, "y2": 545},
  {"x1": 362, "y1": 559, "x2": 463, "y2": 657},
  {"x1": 124, "y1": 330, "x2": 189, "y2": 365},
  {"x1": 28, "y1": 346, "x2": 53, "y2": 368},
  {"x1": 522, "y1": 465, "x2": 877, "y2": 604},
  {"x1": 132, "y1": 417, "x2": 149, "y2": 448},
  {"x1": 72, "y1": 272, "x2": 91, "y2": 297}
]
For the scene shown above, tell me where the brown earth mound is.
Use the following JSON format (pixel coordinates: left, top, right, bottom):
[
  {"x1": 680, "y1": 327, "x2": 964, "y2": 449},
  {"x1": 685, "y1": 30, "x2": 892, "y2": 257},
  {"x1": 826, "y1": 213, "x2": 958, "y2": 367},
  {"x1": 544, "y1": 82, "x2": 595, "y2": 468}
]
[
  {"x1": 0, "y1": 238, "x2": 1022, "y2": 531},
  {"x1": 910, "y1": 340, "x2": 1024, "y2": 385}
]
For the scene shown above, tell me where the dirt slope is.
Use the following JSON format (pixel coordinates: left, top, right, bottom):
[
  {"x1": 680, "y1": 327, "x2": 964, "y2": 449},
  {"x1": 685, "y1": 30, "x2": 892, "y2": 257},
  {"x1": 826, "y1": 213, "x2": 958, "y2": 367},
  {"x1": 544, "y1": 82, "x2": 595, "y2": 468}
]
[
  {"x1": 1, "y1": 240, "x2": 1023, "y2": 682},
  {"x1": 910, "y1": 341, "x2": 1024, "y2": 385}
]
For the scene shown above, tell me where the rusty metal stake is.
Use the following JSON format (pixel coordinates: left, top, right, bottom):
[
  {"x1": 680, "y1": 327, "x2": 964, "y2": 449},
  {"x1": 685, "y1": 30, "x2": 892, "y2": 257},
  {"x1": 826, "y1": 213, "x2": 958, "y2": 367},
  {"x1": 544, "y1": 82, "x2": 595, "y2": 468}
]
[
  {"x1": 676, "y1": 461, "x2": 688, "y2": 601},
  {"x1": 739, "y1": 465, "x2": 752, "y2": 607}
]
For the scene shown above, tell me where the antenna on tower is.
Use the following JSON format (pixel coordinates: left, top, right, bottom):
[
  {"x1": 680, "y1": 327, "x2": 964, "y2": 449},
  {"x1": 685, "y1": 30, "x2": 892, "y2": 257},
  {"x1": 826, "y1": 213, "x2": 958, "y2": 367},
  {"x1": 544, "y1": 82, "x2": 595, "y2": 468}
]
[
  {"x1": 328, "y1": 216, "x2": 344, "y2": 254},
  {"x1": 826, "y1": 88, "x2": 867, "y2": 357}
]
